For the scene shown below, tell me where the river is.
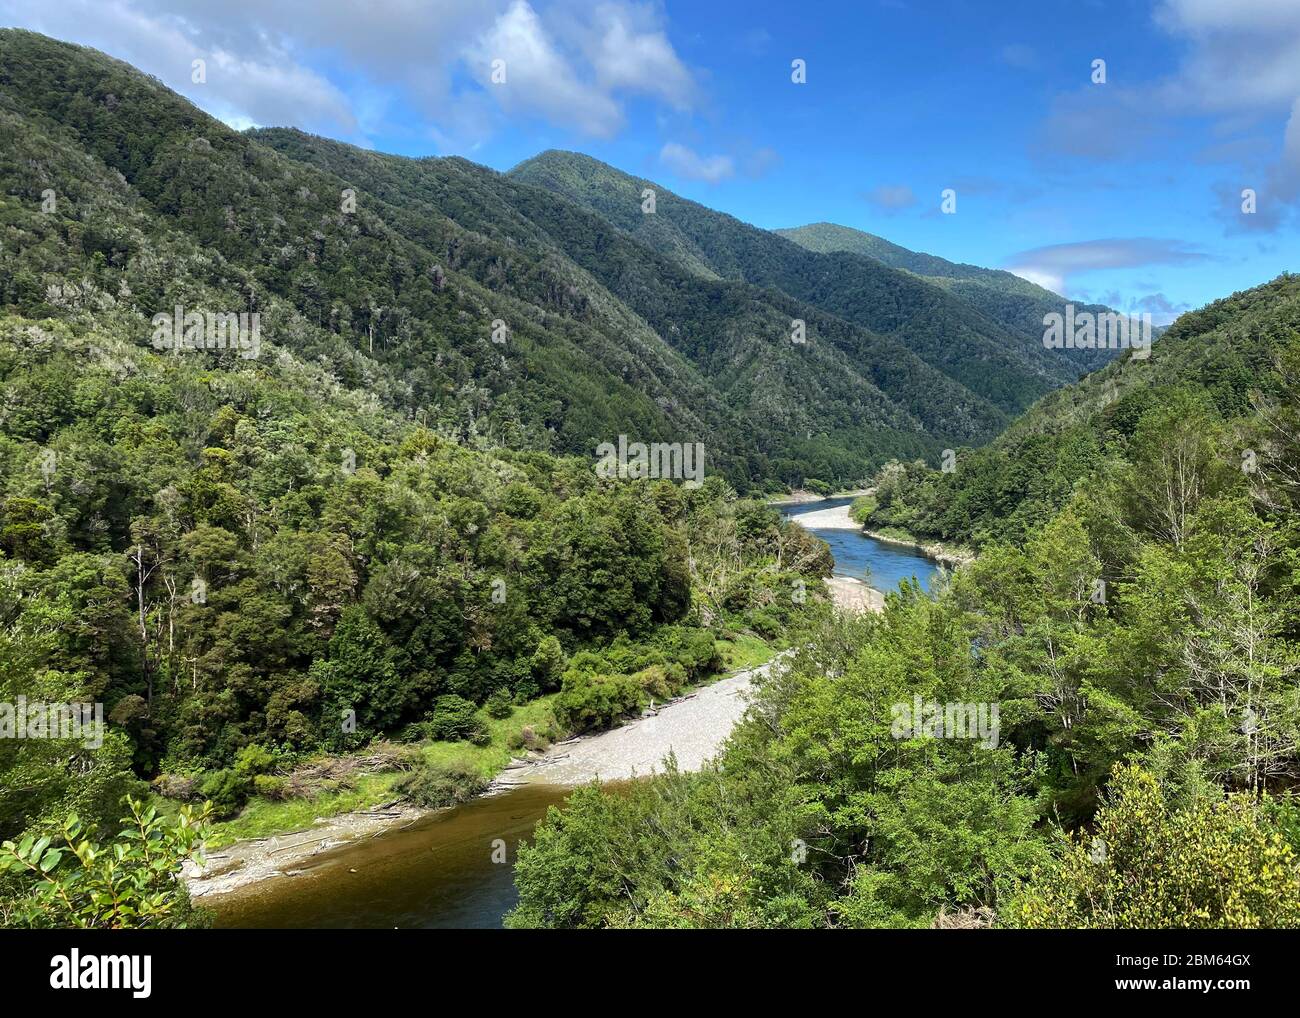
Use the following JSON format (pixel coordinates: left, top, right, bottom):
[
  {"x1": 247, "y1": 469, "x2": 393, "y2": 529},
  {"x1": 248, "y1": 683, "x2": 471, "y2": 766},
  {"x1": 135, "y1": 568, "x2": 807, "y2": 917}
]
[{"x1": 209, "y1": 497, "x2": 938, "y2": 928}]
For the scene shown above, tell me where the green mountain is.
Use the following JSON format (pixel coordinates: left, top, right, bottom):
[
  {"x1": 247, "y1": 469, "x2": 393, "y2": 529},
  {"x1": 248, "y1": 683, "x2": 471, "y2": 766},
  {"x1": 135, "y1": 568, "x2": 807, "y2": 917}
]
[
  {"x1": 249, "y1": 128, "x2": 1011, "y2": 469},
  {"x1": 860, "y1": 273, "x2": 1300, "y2": 546},
  {"x1": 777, "y1": 221, "x2": 1120, "y2": 359},
  {"x1": 0, "y1": 30, "x2": 1053, "y2": 492},
  {"x1": 510, "y1": 150, "x2": 1115, "y2": 411},
  {"x1": 0, "y1": 30, "x2": 838, "y2": 845}
]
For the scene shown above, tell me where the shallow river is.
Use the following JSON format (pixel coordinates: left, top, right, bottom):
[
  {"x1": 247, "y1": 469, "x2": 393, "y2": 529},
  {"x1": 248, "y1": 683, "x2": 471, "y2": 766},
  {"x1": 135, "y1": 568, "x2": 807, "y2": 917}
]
[{"x1": 210, "y1": 498, "x2": 936, "y2": 928}]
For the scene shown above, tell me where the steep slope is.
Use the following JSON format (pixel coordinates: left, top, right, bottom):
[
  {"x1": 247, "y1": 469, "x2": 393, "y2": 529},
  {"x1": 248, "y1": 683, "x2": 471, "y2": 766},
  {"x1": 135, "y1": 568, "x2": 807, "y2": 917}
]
[
  {"x1": 510, "y1": 150, "x2": 1107, "y2": 411},
  {"x1": 252, "y1": 128, "x2": 1008, "y2": 461},
  {"x1": 777, "y1": 221, "x2": 1118, "y2": 371},
  {"x1": 0, "y1": 31, "x2": 800, "y2": 485},
  {"x1": 0, "y1": 30, "x2": 1005, "y2": 489},
  {"x1": 861, "y1": 274, "x2": 1300, "y2": 546}
]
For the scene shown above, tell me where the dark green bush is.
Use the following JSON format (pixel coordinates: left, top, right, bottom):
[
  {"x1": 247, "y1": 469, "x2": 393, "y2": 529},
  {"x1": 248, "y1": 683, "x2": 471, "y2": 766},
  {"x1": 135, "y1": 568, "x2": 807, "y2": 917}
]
[
  {"x1": 485, "y1": 687, "x2": 515, "y2": 719},
  {"x1": 198, "y1": 768, "x2": 250, "y2": 816},
  {"x1": 554, "y1": 671, "x2": 643, "y2": 733},
  {"x1": 395, "y1": 763, "x2": 489, "y2": 809},
  {"x1": 428, "y1": 695, "x2": 490, "y2": 745}
]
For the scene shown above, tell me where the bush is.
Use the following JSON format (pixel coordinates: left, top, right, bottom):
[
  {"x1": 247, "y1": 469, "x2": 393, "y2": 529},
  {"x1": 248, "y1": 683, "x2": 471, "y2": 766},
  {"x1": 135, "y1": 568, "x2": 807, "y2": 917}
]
[
  {"x1": 554, "y1": 671, "x2": 643, "y2": 733},
  {"x1": 656, "y1": 627, "x2": 720, "y2": 681},
  {"x1": 251, "y1": 774, "x2": 289, "y2": 799},
  {"x1": 513, "y1": 680, "x2": 539, "y2": 704},
  {"x1": 530, "y1": 636, "x2": 565, "y2": 691},
  {"x1": 427, "y1": 695, "x2": 490, "y2": 745},
  {"x1": 198, "y1": 768, "x2": 250, "y2": 817},
  {"x1": 233, "y1": 744, "x2": 277, "y2": 779},
  {"x1": 485, "y1": 687, "x2": 515, "y2": 719},
  {"x1": 1006, "y1": 765, "x2": 1300, "y2": 929},
  {"x1": 395, "y1": 763, "x2": 489, "y2": 809},
  {"x1": 0, "y1": 797, "x2": 212, "y2": 929}
]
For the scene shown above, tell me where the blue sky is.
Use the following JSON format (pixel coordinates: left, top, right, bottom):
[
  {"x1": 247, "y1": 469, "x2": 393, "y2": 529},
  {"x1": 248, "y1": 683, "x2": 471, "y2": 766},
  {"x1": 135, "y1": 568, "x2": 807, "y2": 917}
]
[{"x1": 6, "y1": 0, "x2": 1300, "y2": 320}]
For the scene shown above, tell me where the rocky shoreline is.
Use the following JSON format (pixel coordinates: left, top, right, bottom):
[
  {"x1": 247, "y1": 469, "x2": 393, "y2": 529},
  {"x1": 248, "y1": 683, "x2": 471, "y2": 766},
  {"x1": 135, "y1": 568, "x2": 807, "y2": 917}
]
[{"x1": 185, "y1": 655, "x2": 796, "y2": 900}]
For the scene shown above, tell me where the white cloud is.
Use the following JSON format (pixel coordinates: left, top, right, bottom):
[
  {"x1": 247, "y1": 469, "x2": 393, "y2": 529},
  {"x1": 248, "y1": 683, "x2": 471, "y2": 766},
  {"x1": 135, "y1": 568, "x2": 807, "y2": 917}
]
[
  {"x1": 2, "y1": 0, "x2": 360, "y2": 136},
  {"x1": 584, "y1": 2, "x2": 694, "y2": 110},
  {"x1": 467, "y1": 0, "x2": 623, "y2": 136},
  {"x1": 0, "y1": 0, "x2": 697, "y2": 145},
  {"x1": 1005, "y1": 238, "x2": 1209, "y2": 295},
  {"x1": 1155, "y1": 0, "x2": 1300, "y2": 112},
  {"x1": 659, "y1": 142, "x2": 734, "y2": 183}
]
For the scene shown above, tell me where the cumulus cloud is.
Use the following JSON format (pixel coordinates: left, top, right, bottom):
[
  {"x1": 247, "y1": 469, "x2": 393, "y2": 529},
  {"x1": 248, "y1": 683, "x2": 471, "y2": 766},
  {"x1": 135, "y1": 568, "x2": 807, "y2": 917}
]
[
  {"x1": 1005, "y1": 238, "x2": 1209, "y2": 294},
  {"x1": 466, "y1": 1, "x2": 623, "y2": 136},
  {"x1": 1034, "y1": 0, "x2": 1300, "y2": 231},
  {"x1": 0, "y1": 0, "x2": 697, "y2": 145},
  {"x1": 659, "y1": 142, "x2": 734, "y2": 183},
  {"x1": 1154, "y1": 0, "x2": 1300, "y2": 113},
  {"x1": 1, "y1": 0, "x2": 360, "y2": 135}
]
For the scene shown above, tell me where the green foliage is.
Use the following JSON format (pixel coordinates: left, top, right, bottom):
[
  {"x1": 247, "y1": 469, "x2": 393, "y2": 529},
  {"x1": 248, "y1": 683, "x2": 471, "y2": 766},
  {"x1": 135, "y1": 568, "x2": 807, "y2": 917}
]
[
  {"x1": 1006, "y1": 766, "x2": 1300, "y2": 928},
  {"x1": 529, "y1": 636, "x2": 565, "y2": 692},
  {"x1": 484, "y1": 687, "x2": 515, "y2": 720},
  {"x1": 0, "y1": 796, "x2": 211, "y2": 929},
  {"x1": 197, "y1": 769, "x2": 250, "y2": 817},
  {"x1": 513, "y1": 304, "x2": 1300, "y2": 928},
  {"x1": 393, "y1": 762, "x2": 488, "y2": 809},
  {"x1": 426, "y1": 695, "x2": 489, "y2": 745},
  {"x1": 554, "y1": 671, "x2": 644, "y2": 734}
]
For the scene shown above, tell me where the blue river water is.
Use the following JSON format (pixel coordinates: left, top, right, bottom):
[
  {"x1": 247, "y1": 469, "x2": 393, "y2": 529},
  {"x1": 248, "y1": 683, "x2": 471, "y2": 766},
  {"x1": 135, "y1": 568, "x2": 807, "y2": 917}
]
[{"x1": 778, "y1": 497, "x2": 940, "y2": 593}]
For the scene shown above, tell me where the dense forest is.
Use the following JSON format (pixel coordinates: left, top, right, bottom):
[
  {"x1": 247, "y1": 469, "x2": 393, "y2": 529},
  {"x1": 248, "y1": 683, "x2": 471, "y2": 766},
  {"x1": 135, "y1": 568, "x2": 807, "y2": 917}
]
[
  {"x1": 1, "y1": 29, "x2": 1297, "y2": 931},
  {"x1": 506, "y1": 277, "x2": 1300, "y2": 928},
  {"x1": 0, "y1": 31, "x2": 840, "y2": 926}
]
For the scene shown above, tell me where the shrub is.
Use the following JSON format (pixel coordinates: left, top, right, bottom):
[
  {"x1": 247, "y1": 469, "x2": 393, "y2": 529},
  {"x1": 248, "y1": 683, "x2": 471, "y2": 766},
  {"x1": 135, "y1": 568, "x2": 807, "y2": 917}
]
[
  {"x1": 513, "y1": 679, "x2": 539, "y2": 704},
  {"x1": 233, "y1": 744, "x2": 277, "y2": 779},
  {"x1": 485, "y1": 687, "x2": 515, "y2": 719},
  {"x1": 395, "y1": 763, "x2": 489, "y2": 809},
  {"x1": 251, "y1": 774, "x2": 289, "y2": 800},
  {"x1": 198, "y1": 768, "x2": 250, "y2": 817},
  {"x1": 531, "y1": 636, "x2": 565, "y2": 691},
  {"x1": 1006, "y1": 765, "x2": 1300, "y2": 929},
  {"x1": 428, "y1": 695, "x2": 490, "y2": 745},
  {"x1": 0, "y1": 797, "x2": 212, "y2": 929},
  {"x1": 554, "y1": 671, "x2": 643, "y2": 733}
]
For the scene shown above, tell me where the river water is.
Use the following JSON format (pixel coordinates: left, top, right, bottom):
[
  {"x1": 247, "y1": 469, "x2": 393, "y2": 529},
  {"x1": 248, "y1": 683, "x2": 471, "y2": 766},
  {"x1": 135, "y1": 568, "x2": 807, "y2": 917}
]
[
  {"x1": 777, "y1": 497, "x2": 939, "y2": 592},
  {"x1": 210, "y1": 498, "x2": 937, "y2": 928}
]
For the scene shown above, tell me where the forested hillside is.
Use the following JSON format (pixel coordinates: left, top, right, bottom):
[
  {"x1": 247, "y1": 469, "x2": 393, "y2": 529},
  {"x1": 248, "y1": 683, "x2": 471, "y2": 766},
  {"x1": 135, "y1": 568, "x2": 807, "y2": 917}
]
[
  {"x1": 0, "y1": 30, "x2": 840, "y2": 900},
  {"x1": 509, "y1": 277, "x2": 1300, "y2": 928},
  {"x1": 856, "y1": 274, "x2": 1300, "y2": 547},
  {"x1": 511, "y1": 150, "x2": 1116, "y2": 411},
  {"x1": 777, "y1": 221, "x2": 1120, "y2": 360}
]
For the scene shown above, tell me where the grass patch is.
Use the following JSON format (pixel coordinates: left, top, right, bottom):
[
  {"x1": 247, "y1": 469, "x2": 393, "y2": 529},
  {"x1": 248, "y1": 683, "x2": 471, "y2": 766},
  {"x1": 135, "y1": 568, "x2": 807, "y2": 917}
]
[
  {"x1": 204, "y1": 695, "x2": 560, "y2": 848},
  {"x1": 716, "y1": 633, "x2": 775, "y2": 674}
]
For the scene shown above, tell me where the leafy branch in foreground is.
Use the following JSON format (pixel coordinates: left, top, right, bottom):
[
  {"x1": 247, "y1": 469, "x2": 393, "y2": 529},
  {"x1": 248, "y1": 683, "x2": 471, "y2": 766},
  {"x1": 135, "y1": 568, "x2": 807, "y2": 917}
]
[
  {"x1": 0, "y1": 796, "x2": 212, "y2": 929},
  {"x1": 1006, "y1": 765, "x2": 1300, "y2": 929}
]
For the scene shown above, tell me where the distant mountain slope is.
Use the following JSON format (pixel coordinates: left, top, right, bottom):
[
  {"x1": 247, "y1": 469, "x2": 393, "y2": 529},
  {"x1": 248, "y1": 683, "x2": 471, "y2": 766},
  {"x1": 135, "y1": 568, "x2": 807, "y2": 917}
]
[
  {"x1": 777, "y1": 221, "x2": 1120, "y2": 369},
  {"x1": 0, "y1": 31, "x2": 1121, "y2": 492},
  {"x1": 510, "y1": 150, "x2": 1111, "y2": 411},
  {"x1": 252, "y1": 128, "x2": 1006, "y2": 457},
  {"x1": 860, "y1": 274, "x2": 1300, "y2": 546},
  {"x1": 0, "y1": 29, "x2": 957, "y2": 489}
]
